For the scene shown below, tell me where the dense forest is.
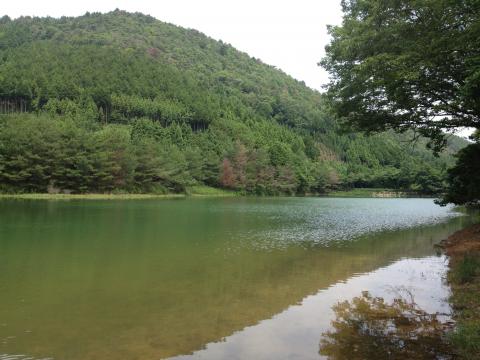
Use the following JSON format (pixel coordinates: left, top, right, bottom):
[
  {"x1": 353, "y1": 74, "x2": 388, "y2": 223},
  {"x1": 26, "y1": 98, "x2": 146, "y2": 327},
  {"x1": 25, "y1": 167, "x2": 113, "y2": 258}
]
[{"x1": 0, "y1": 10, "x2": 467, "y2": 195}]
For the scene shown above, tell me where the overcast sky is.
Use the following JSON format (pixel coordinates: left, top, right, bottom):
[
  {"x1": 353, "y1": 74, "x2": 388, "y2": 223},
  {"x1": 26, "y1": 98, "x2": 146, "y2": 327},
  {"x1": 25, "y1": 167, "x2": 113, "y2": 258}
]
[{"x1": 2, "y1": 0, "x2": 343, "y2": 91}]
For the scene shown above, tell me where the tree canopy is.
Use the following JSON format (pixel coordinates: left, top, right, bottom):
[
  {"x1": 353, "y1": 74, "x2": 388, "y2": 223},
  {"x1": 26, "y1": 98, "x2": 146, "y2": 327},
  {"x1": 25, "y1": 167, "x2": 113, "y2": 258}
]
[
  {"x1": 322, "y1": 0, "x2": 480, "y2": 205},
  {"x1": 321, "y1": 0, "x2": 480, "y2": 151},
  {"x1": 439, "y1": 133, "x2": 480, "y2": 206}
]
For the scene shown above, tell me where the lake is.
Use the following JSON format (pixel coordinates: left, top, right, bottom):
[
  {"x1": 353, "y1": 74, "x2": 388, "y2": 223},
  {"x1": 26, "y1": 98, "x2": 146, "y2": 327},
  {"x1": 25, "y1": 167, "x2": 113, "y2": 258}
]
[{"x1": 0, "y1": 197, "x2": 476, "y2": 359}]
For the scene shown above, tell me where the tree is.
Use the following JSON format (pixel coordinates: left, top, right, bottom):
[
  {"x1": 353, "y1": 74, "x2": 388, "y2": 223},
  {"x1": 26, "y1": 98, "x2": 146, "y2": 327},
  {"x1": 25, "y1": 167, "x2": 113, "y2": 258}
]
[
  {"x1": 233, "y1": 141, "x2": 248, "y2": 189},
  {"x1": 202, "y1": 151, "x2": 221, "y2": 187},
  {"x1": 219, "y1": 158, "x2": 236, "y2": 188},
  {"x1": 438, "y1": 141, "x2": 480, "y2": 206},
  {"x1": 321, "y1": 0, "x2": 480, "y2": 151},
  {"x1": 93, "y1": 125, "x2": 135, "y2": 190}
]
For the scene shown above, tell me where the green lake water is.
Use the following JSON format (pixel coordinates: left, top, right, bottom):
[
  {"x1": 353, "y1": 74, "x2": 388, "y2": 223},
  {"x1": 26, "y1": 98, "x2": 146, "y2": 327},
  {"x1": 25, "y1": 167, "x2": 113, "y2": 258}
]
[{"x1": 0, "y1": 198, "x2": 476, "y2": 359}]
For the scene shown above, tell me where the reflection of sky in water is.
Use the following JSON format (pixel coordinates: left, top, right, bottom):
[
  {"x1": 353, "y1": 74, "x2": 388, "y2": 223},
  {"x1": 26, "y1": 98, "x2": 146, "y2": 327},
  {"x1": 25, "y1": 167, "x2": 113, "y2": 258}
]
[
  {"x1": 213, "y1": 198, "x2": 462, "y2": 250},
  {"x1": 171, "y1": 256, "x2": 450, "y2": 360}
]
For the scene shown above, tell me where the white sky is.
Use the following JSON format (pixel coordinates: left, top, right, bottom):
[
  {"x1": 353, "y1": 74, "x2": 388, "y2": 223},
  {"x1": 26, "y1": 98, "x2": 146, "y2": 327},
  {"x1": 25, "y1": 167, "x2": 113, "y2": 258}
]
[{"x1": 2, "y1": 0, "x2": 343, "y2": 91}]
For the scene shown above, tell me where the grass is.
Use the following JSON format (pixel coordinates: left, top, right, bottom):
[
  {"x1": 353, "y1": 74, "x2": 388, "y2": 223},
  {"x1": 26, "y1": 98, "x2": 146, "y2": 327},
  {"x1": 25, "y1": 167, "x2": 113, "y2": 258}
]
[
  {"x1": 186, "y1": 185, "x2": 238, "y2": 197},
  {"x1": 450, "y1": 323, "x2": 480, "y2": 360},
  {"x1": 0, "y1": 186, "x2": 238, "y2": 200},
  {"x1": 453, "y1": 255, "x2": 480, "y2": 284},
  {"x1": 447, "y1": 247, "x2": 480, "y2": 358},
  {"x1": 327, "y1": 188, "x2": 407, "y2": 198}
]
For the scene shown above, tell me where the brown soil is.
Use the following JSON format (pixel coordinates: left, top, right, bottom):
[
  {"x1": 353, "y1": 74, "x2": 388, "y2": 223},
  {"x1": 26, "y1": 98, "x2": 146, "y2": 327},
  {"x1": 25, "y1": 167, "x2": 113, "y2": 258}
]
[{"x1": 441, "y1": 223, "x2": 480, "y2": 260}]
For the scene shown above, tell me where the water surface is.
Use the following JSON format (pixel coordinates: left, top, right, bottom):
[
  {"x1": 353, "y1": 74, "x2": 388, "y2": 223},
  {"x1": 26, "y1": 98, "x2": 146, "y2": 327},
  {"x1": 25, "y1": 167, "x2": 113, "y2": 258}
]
[{"x1": 0, "y1": 198, "x2": 474, "y2": 359}]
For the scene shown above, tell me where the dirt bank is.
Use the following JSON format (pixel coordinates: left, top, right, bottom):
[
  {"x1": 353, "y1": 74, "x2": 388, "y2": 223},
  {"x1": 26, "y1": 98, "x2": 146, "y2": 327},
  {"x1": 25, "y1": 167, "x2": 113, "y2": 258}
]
[{"x1": 442, "y1": 223, "x2": 480, "y2": 259}]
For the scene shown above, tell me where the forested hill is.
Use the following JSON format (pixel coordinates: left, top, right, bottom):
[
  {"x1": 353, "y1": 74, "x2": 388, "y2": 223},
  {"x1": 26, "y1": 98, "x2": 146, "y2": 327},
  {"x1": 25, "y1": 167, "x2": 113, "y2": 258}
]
[{"x1": 0, "y1": 10, "x2": 467, "y2": 194}]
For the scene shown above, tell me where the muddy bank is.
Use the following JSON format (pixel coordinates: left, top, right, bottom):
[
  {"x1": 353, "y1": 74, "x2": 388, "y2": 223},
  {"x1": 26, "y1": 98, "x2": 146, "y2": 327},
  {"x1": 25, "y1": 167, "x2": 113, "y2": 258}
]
[{"x1": 442, "y1": 223, "x2": 480, "y2": 258}]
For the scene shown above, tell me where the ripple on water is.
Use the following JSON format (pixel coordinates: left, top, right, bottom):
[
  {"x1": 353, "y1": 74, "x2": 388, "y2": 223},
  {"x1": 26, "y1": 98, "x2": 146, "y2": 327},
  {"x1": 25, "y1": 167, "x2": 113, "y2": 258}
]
[{"x1": 216, "y1": 198, "x2": 463, "y2": 251}]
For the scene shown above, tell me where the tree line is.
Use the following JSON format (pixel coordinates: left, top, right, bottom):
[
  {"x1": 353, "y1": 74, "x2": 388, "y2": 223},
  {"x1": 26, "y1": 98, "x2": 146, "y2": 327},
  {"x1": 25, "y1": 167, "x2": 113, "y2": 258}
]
[{"x1": 0, "y1": 10, "x2": 466, "y2": 195}]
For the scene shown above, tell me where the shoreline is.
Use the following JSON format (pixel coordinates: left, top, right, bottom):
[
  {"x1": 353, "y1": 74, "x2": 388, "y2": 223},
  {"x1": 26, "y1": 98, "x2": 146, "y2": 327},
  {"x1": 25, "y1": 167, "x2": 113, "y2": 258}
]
[
  {"x1": 0, "y1": 188, "x2": 433, "y2": 201},
  {"x1": 325, "y1": 188, "x2": 435, "y2": 198},
  {"x1": 0, "y1": 186, "x2": 238, "y2": 200},
  {"x1": 0, "y1": 193, "x2": 188, "y2": 200},
  {"x1": 441, "y1": 222, "x2": 480, "y2": 358}
]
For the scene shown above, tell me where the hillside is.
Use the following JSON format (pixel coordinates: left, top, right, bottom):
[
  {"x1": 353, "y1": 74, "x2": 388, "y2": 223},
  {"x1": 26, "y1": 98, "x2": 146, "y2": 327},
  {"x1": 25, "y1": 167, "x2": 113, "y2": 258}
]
[{"x1": 0, "y1": 10, "x2": 467, "y2": 194}]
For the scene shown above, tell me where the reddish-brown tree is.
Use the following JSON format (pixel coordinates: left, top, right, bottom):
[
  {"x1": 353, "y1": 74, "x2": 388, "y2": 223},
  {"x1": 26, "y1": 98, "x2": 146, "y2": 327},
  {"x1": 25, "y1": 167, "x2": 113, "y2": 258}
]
[
  {"x1": 220, "y1": 158, "x2": 236, "y2": 188},
  {"x1": 233, "y1": 141, "x2": 248, "y2": 189}
]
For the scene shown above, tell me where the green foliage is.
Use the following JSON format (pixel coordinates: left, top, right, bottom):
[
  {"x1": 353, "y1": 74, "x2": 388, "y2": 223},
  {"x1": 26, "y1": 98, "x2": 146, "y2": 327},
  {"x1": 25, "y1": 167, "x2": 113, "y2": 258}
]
[
  {"x1": 450, "y1": 322, "x2": 480, "y2": 360},
  {"x1": 453, "y1": 255, "x2": 480, "y2": 284},
  {"x1": 448, "y1": 247, "x2": 480, "y2": 360},
  {"x1": 110, "y1": 94, "x2": 192, "y2": 125},
  {"x1": 439, "y1": 142, "x2": 480, "y2": 206},
  {"x1": 321, "y1": 0, "x2": 480, "y2": 151},
  {"x1": 0, "y1": 11, "x2": 467, "y2": 194},
  {"x1": 186, "y1": 185, "x2": 236, "y2": 196}
]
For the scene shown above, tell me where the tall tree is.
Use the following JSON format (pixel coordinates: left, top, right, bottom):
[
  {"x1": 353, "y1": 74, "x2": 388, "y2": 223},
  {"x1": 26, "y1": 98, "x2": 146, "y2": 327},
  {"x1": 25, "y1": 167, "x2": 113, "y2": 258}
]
[
  {"x1": 233, "y1": 141, "x2": 248, "y2": 189},
  {"x1": 220, "y1": 158, "x2": 236, "y2": 188},
  {"x1": 321, "y1": 0, "x2": 480, "y2": 205},
  {"x1": 321, "y1": 0, "x2": 480, "y2": 150}
]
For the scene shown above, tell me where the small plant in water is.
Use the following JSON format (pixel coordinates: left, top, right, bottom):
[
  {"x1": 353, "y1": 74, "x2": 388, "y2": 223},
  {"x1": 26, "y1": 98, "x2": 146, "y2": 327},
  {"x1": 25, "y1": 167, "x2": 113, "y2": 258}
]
[{"x1": 319, "y1": 291, "x2": 454, "y2": 359}]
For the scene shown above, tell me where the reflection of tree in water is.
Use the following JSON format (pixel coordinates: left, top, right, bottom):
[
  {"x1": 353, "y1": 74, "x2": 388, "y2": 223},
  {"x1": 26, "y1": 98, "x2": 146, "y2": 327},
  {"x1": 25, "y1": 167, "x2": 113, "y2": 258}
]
[{"x1": 319, "y1": 291, "x2": 454, "y2": 359}]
